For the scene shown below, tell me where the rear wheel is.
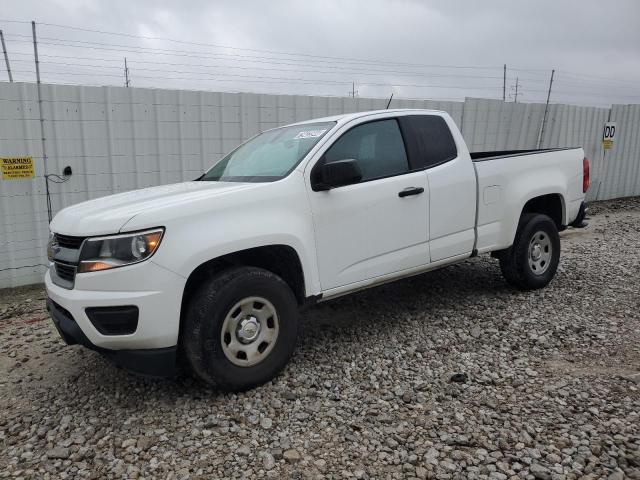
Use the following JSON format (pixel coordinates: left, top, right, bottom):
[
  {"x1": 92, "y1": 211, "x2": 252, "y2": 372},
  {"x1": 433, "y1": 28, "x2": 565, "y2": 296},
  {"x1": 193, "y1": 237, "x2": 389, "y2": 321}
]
[
  {"x1": 182, "y1": 266, "x2": 299, "y2": 391},
  {"x1": 499, "y1": 213, "x2": 560, "y2": 290}
]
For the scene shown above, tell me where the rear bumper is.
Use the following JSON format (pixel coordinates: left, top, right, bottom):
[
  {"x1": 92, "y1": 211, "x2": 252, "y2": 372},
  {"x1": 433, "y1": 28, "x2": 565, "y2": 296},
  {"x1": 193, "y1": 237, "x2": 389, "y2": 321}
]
[
  {"x1": 569, "y1": 201, "x2": 588, "y2": 228},
  {"x1": 47, "y1": 298, "x2": 176, "y2": 377}
]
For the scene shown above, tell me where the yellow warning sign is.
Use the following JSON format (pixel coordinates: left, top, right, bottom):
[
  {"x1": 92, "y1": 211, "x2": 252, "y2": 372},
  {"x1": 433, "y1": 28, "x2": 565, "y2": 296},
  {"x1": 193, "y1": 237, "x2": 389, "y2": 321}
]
[
  {"x1": 602, "y1": 122, "x2": 616, "y2": 151},
  {"x1": 1, "y1": 157, "x2": 35, "y2": 180}
]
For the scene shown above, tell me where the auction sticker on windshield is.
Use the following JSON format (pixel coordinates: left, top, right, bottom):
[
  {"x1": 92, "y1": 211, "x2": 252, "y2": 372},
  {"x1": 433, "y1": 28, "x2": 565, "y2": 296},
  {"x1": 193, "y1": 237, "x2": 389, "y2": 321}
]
[
  {"x1": 1, "y1": 157, "x2": 35, "y2": 180},
  {"x1": 294, "y1": 129, "x2": 327, "y2": 139}
]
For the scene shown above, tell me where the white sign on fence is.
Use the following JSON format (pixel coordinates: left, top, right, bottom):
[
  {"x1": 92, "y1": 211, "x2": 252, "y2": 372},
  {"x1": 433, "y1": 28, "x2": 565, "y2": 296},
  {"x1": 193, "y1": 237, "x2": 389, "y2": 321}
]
[{"x1": 603, "y1": 122, "x2": 617, "y2": 150}]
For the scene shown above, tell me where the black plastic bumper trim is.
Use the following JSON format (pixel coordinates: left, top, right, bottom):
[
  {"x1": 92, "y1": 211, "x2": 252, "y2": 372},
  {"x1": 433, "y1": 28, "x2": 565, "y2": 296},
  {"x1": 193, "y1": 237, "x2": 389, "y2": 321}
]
[
  {"x1": 569, "y1": 201, "x2": 588, "y2": 228},
  {"x1": 46, "y1": 298, "x2": 176, "y2": 378},
  {"x1": 85, "y1": 305, "x2": 139, "y2": 335}
]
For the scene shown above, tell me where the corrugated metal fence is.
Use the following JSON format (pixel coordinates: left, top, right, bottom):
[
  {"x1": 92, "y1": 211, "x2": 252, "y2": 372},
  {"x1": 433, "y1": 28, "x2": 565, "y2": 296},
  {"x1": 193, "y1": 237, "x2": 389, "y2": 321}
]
[{"x1": 1, "y1": 82, "x2": 639, "y2": 288}]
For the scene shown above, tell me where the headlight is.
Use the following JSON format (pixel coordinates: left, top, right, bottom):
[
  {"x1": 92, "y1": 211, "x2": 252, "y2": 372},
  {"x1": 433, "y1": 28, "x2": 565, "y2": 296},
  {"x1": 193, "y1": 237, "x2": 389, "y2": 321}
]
[{"x1": 78, "y1": 228, "x2": 164, "y2": 273}]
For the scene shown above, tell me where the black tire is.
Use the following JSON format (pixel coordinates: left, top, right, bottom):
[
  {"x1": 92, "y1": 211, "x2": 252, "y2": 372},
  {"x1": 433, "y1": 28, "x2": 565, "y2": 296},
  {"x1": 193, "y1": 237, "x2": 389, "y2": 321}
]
[
  {"x1": 499, "y1": 213, "x2": 560, "y2": 290},
  {"x1": 182, "y1": 266, "x2": 298, "y2": 391}
]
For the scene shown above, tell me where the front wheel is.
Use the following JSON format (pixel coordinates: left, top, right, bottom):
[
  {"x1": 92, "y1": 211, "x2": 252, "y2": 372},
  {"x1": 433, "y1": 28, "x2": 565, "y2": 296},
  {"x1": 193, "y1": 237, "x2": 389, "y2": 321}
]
[
  {"x1": 182, "y1": 266, "x2": 299, "y2": 391},
  {"x1": 499, "y1": 213, "x2": 561, "y2": 290}
]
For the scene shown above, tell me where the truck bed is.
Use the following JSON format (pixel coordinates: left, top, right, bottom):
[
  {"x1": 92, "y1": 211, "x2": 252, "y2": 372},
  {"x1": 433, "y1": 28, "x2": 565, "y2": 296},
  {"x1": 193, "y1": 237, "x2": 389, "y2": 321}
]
[
  {"x1": 471, "y1": 147, "x2": 579, "y2": 162},
  {"x1": 472, "y1": 146, "x2": 586, "y2": 255}
]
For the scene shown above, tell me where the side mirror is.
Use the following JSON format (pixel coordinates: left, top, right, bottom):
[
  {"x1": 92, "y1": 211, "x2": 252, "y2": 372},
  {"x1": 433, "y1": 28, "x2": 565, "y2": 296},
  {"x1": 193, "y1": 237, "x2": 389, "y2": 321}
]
[{"x1": 314, "y1": 159, "x2": 362, "y2": 191}]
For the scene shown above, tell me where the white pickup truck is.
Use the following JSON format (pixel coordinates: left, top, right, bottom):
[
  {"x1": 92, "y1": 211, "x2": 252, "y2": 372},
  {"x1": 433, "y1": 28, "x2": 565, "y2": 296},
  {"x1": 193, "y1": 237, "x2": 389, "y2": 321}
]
[{"x1": 45, "y1": 109, "x2": 589, "y2": 390}]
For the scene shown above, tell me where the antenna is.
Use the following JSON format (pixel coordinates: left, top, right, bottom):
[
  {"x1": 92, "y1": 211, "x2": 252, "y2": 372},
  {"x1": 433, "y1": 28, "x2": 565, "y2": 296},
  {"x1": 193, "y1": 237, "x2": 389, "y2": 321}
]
[{"x1": 386, "y1": 93, "x2": 394, "y2": 109}]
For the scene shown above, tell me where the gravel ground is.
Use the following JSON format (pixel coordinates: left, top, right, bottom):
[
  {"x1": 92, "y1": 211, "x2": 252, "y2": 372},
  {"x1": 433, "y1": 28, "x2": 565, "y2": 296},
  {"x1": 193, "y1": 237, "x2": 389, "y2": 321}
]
[{"x1": 1, "y1": 197, "x2": 639, "y2": 480}]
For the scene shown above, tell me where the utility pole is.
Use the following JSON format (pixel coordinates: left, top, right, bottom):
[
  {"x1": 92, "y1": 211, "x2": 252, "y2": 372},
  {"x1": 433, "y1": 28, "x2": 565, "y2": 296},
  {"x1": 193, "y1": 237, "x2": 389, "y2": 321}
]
[
  {"x1": 502, "y1": 64, "x2": 506, "y2": 101},
  {"x1": 513, "y1": 77, "x2": 520, "y2": 103},
  {"x1": 350, "y1": 82, "x2": 357, "y2": 98},
  {"x1": 124, "y1": 57, "x2": 130, "y2": 87},
  {"x1": 0, "y1": 30, "x2": 13, "y2": 82},
  {"x1": 538, "y1": 69, "x2": 555, "y2": 148},
  {"x1": 32, "y1": 21, "x2": 52, "y2": 222},
  {"x1": 32, "y1": 21, "x2": 41, "y2": 84},
  {"x1": 544, "y1": 69, "x2": 554, "y2": 106}
]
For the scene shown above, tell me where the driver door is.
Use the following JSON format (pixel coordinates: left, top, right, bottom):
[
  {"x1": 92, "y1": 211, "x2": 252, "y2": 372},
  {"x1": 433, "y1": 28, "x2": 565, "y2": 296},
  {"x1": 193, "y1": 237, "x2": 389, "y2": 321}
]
[{"x1": 306, "y1": 118, "x2": 430, "y2": 291}]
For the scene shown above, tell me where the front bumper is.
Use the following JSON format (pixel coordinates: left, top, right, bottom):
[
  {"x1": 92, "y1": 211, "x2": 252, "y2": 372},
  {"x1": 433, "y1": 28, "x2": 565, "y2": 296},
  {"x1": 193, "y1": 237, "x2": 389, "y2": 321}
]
[
  {"x1": 44, "y1": 259, "x2": 186, "y2": 377},
  {"x1": 47, "y1": 298, "x2": 176, "y2": 377}
]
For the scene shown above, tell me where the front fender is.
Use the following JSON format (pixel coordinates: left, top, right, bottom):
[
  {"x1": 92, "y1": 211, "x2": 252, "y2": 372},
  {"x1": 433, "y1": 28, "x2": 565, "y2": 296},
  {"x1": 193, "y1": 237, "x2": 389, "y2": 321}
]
[{"x1": 126, "y1": 174, "x2": 322, "y2": 297}]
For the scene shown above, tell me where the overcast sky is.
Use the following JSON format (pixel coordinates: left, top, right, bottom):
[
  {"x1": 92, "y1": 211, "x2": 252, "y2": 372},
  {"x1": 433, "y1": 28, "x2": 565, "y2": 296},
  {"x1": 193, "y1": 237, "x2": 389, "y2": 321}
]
[{"x1": 1, "y1": 0, "x2": 639, "y2": 106}]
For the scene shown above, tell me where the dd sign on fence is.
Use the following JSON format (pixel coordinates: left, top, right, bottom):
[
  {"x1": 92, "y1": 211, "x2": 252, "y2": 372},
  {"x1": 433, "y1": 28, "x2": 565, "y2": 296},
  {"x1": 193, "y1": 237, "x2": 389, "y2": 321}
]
[
  {"x1": 602, "y1": 122, "x2": 617, "y2": 150},
  {"x1": 1, "y1": 157, "x2": 35, "y2": 180}
]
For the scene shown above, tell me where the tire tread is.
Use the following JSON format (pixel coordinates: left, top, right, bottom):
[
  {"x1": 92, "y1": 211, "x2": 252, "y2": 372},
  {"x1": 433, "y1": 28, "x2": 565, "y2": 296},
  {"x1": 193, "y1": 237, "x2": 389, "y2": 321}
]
[
  {"x1": 499, "y1": 213, "x2": 560, "y2": 290},
  {"x1": 182, "y1": 266, "x2": 297, "y2": 391}
]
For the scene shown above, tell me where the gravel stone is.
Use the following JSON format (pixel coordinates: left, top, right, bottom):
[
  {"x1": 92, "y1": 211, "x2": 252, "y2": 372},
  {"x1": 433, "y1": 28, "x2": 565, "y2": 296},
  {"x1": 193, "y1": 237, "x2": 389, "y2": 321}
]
[
  {"x1": 1, "y1": 197, "x2": 640, "y2": 478},
  {"x1": 260, "y1": 417, "x2": 273, "y2": 429},
  {"x1": 283, "y1": 449, "x2": 301, "y2": 463},
  {"x1": 236, "y1": 445, "x2": 251, "y2": 456},
  {"x1": 262, "y1": 452, "x2": 276, "y2": 470},
  {"x1": 136, "y1": 436, "x2": 156, "y2": 451},
  {"x1": 46, "y1": 447, "x2": 70, "y2": 459}
]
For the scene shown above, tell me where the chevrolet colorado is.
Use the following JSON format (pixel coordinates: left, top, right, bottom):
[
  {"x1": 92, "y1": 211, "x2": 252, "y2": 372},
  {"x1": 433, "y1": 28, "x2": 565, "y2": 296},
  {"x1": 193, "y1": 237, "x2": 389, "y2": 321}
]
[{"x1": 45, "y1": 109, "x2": 589, "y2": 390}]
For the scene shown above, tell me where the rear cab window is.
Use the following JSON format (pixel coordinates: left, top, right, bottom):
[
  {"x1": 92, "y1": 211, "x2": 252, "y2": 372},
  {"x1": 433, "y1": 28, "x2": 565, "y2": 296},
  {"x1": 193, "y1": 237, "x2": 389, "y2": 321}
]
[{"x1": 398, "y1": 115, "x2": 458, "y2": 170}]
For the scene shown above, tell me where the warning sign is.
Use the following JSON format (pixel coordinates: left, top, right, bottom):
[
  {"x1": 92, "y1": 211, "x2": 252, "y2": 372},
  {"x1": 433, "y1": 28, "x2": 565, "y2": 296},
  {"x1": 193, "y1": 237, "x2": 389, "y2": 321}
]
[
  {"x1": 602, "y1": 122, "x2": 616, "y2": 150},
  {"x1": 1, "y1": 157, "x2": 35, "y2": 180}
]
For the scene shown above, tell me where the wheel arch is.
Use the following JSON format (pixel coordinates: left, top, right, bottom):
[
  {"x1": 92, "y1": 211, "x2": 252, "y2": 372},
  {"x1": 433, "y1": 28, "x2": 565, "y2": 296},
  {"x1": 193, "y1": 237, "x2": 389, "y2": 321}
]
[
  {"x1": 491, "y1": 192, "x2": 566, "y2": 258},
  {"x1": 180, "y1": 245, "x2": 306, "y2": 326},
  {"x1": 521, "y1": 193, "x2": 566, "y2": 229}
]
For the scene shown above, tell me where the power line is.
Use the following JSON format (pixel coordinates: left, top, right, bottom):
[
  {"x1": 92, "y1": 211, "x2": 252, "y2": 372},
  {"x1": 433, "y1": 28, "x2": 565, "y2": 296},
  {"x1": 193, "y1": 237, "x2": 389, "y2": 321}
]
[
  {"x1": 2, "y1": 19, "x2": 638, "y2": 105},
  {"x1": 4, "y1": 30, "x2": 501, "y2": 71},
  {"x1": 33, "y1": 20, "x2": 503, "y2": 70},
  {"x1": 28, "y1": 37, "x2": 504, "y2": 75},
  {"x1": 11, "y1": 55, "x2": 640, "y2": 95},
  {"x1": 9, "y1": 59, "x2": 507, "y2": 91},
  {"x1": 558, "y1": 69, "x2": 640, "y2": 87},
  {"x1": 16, "y1": 54, "x2": 636, "y2": 95},
  {"x1": 7, "y1": 56, "x2": 507, "y2": 81}
]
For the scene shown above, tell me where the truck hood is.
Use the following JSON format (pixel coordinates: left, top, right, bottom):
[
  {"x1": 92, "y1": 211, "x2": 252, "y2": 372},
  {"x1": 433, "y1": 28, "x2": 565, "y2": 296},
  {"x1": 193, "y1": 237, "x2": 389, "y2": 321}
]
[{"x1": 50, "y1": 181, "x2": 255, "y2": 236}]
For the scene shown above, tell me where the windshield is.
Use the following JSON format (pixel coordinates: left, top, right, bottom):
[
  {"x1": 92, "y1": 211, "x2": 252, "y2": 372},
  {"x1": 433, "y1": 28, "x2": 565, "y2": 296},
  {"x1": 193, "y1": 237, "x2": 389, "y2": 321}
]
[{"x1": 201, "y1": 121, "x2": 336, "y2": 182}]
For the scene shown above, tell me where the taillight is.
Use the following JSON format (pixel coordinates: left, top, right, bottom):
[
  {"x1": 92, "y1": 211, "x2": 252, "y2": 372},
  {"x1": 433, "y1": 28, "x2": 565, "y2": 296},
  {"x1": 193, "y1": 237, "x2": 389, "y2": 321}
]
[{"x1": 583, "y1": 157, "x2": 590, "y2": 193}]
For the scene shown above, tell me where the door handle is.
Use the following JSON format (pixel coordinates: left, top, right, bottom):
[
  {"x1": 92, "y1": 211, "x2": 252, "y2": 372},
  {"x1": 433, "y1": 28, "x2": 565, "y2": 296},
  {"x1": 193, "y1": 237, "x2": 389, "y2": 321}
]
[{"x1": 398, "y1": 187, "x2": 424, "y2": 198}]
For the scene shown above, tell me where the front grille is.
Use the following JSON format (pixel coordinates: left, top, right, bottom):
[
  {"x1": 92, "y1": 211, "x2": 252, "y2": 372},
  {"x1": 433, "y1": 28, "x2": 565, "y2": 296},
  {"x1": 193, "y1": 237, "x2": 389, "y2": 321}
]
[
  {"x1": 55, "y1": 233, "x2": 86, "y2": 250},
  {"x1": 55, "y1": 262, "x2": 76, "y2": 283}
]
